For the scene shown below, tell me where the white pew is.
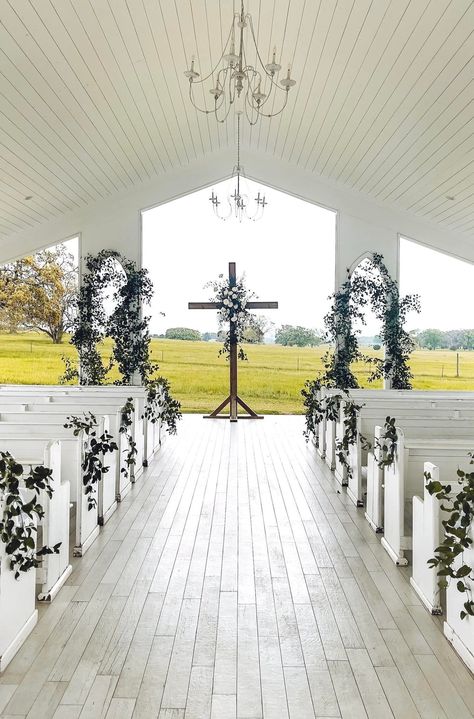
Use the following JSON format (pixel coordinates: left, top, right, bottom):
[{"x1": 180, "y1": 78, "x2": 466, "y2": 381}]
[
  {"x1": 411, "y1": 462, "x2": 450, "y2": 613},
  {"x1": 342, "y1": 403, "x2": 474, "y2": 506},
  {"x1": 319, "y1": 387, "x2": 474, "y2": 463},
  {"x1": 0, "y1": 410, "x2": 120, "y2": 522},
  {"x1": 0, "y1": 440, "x2": 69, "y2": 670},
  {"x1": 15, "y1": 402, "x2": 130, "y2": 504},
  {"x1": 0, "y1": 422, "x2": 108, "y2": 557},
  {"x1": 380, "y1": 427, "x2": 473, "y2": 565},
  {"x1": 38, "y1": 395, "x2": 146, "y2": 481},
  {"x1": 444, "y1": 542, "x2": 474, "y2": 673}
]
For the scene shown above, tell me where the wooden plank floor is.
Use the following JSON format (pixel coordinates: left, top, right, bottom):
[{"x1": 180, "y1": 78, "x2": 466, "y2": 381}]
[{"x1": 1, "y1": 415, "x2": 473, "y2": 719}]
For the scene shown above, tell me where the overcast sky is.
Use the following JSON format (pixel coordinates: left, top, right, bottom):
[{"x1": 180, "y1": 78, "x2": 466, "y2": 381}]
[{"x1": 141, "y1": 177, "x2": 474, "y2": 337}]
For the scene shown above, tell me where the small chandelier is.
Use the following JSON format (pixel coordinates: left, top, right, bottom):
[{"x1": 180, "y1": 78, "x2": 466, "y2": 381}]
[
  {"x1": 209, "y1": 113, "x2": 267, "y2": 222},
  {"x1": 184, "y1": 0, "x2": 296, "y2": 125}
]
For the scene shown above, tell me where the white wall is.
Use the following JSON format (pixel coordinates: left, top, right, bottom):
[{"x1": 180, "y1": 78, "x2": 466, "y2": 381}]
[{"x1": 0, "y1": 147, "x2": 471, "y2": 287}]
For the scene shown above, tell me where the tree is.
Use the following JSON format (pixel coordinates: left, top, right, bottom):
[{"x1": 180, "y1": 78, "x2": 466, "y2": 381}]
[
  {"x1": 275, "y1": 325, "x2": 322, "y2": 347},
  {"x1": 165, "y1": 327, "x2": 202, "y2": 341},
  {"x1": 0, "y1": 244, "x2": 78, "y2": 344},
  {"x1": 416, "y1": 328, "x2": 444, "y2": 350},
  {"x1": 243, "y1": 315, "x2": 274, "y2": 344}
]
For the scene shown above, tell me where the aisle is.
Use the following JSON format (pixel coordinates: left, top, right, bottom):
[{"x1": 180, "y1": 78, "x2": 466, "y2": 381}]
[{"x1": 1, "y1": 415, "x2": 473, "y2": 718}]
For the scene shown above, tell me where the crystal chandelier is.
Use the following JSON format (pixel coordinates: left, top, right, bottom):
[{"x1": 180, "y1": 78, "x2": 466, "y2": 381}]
[
  {"x1": 184, "y1": 0, "x2": 296, "y2": 125},
  {"x1": 209, "y1": 113, "x2": 267, "y2": 222}
]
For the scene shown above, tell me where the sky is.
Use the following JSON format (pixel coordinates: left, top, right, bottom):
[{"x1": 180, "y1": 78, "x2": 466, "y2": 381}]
[{"x1": 60, "y1": 182, "x2": 474, "y2": 338}]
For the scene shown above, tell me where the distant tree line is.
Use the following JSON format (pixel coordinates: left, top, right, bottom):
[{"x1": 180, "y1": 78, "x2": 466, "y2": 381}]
[{"x1": 413, "y1": 328, "x2": 474, "y2": 350}]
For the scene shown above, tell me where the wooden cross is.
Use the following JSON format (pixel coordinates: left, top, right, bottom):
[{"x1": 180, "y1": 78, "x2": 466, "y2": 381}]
[{"x1": 189, "y1": 262, "x2": 278, "y2": 422}]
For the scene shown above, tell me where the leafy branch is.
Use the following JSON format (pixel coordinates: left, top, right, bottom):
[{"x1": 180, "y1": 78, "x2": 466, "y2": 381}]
[
  {"x1": 144, "y1": 377, "x2": 182, "y2": 435},
  {"x1": 64, "y1": 412, "x2": 118, "y2": 511},
  {"x1": 0, "y1": 452, "x2": 61, "y2": 579},
  {"x1": 375, "y1": 416, "x2": 398, "y2": 469},
  {"x1": 426, "y1": 454, "x2": 474, "y2": 620},
  {"x1": 119, "y1": 398, "x2": 137, "y2": 478}
]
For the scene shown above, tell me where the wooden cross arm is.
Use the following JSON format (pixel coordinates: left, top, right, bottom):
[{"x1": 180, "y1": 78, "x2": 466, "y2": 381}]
[
  {"x1": 247, "y1": 301, "x2": 278, "y2": 309},
  {"x1": 188, "y1": 301, "x2": 278, "y2": 310},
  {"x1": 188, "y1": 302, "x2": 220, "y2": 309}
]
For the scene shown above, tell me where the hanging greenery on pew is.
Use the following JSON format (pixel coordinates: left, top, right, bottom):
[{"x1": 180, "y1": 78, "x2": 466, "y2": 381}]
[
  {"x1": 143, "y1": 377, "x2": 182, "y2": 436},
  {"x1": 64, "y1": 249, "x2": 153, "y2": 385},
  {"x1": 374, "y1": 416, "x2": 398, "y2": 469},
  {"x1": 0, "y1": 452, "x2": 61, "y2": 579},
  {"x1": 426, "y1": 455, "x2": 474, "y2": 620},
  {"x1": 334, "y1": 399, "x2": 371, "y2": 480},
  {"x1": 64, "y1": 412, "x2": 118, "y2": 511},
  {"x1": 119, "y1": 398, "x2": 137, "y2": 479}
]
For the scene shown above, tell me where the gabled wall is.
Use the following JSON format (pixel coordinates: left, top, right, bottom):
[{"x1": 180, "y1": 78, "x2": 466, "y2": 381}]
[{"x1": 0, "y1": 147, "x2": 471, "y2": 289}]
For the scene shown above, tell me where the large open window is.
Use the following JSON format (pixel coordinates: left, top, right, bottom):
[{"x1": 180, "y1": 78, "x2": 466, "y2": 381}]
[{"x1": 142, "y1": 179, "x2": 336, "y2": 413}]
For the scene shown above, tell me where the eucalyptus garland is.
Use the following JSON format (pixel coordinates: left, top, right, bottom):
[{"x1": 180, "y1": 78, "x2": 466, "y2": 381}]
[
  {"x1": 374, "y1": 416, "x2": 398, "y2": 469},
  {"x1": 0, "y1": 452, "x2": 61, "y2": 579},
  {"x1": 426, "y1": 455, "x2": 474, "y2": 620},
  {"x1": 119, "y1": 398, "x2": 137, "y2": 478},
  {"x1": 144, "y1": 377, "x2": 182, "y2": 435},
  {"x1": 312, "y1": 254, "x2": 420, "y2": 396},
  {"x1": 335, "y1": 398, "x2": 370, "y2": 480},
  {"x1": 67, "y1": 250, "x2": 153, "y2": 385},
  {"x1": 64, "y1": 412, "x2": 118, "y2": 510},
  {"x1": 205, "y1": 273, "x2": 257, "y2": 361},
  {"x1": 359, "y1": 254, "x2": 420, "y2": 389}
]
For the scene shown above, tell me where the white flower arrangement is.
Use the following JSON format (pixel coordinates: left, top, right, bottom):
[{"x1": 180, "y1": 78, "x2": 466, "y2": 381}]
[{"x1": 205, "y1": 273, "x2": 257, "y2": 360}]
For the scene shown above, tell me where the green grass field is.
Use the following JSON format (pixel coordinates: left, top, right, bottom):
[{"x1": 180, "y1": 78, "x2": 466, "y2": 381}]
[{"x1": 0, "y1": 333, "x2": 473, "y2": 414}]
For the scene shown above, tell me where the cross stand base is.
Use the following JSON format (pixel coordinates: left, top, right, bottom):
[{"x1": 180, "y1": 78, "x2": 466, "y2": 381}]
[{"x1": 205, "y1": 394, "x2": 264, "y2": 422}]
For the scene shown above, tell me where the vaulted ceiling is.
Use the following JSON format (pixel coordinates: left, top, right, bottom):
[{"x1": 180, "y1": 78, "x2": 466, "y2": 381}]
[{"x1": 0, "y1": 0, "x2": 472, "y2": 244}]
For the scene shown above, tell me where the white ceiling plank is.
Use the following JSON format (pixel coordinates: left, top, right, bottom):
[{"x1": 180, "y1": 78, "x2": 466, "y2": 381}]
[
  {"x1": 325, "y1": 0, "x2": 432, "y2": 181},
  {"x1": 51, "y1": 0, "x2": 156, "y2": 182},
  {"x1": 346, "y1": 4, "x2": 474, "y2": 192}
]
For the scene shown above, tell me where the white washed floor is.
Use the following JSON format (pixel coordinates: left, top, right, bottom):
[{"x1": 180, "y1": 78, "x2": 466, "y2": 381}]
[{"x1": 0, "y1": 415, "x2": 473, "y2": 719}]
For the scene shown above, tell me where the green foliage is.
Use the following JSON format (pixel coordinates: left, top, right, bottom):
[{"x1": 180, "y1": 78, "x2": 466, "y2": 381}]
[
  {"x1": 0, "y1": 243, "x2": 78, "y2": 344},
  {"x1": 165, "y1": 327, "x2": 202, "y2": 341},
  {"x1": 426, "y1": 453, "x2": 474, "y2": 620},
  {"x1": 119, "y1": 398, "x2": 137, "y2": 479},
  {"x1": 0, "y1": 452, "x2": 61, "y2": 579},
  {"x1": 144, "y1": 377, "x2": 182, "y2": 435},
  {"x1": 363, "y1": 253, "x2": 420, "y2": 389},
  {"x1": 413, "y1": 328, "x2": 474, "y2": 351},
  {"x1": 375, "y1": 416, "x2": 398, "y2": 469},
  {"x1": 69, "y1": 250, "x2": 153, "y2": 385},
  {"x1": 275, "y1": 325, "x2": 322, "y2": 347},
  {"x1": 64, "y1": 413, "x2": 118, "y2": 511}
]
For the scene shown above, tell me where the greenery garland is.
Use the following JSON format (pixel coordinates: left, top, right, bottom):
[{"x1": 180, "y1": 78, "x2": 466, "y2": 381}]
[
  {"x1": 119, "y1": 398, "x2": 138, "y2": 479},
  {"x1": 67, "y1": 250, "x2": 153, "y2": 385},
  {"x1": 0, "y1": 452, "x2": 61, "y2": 579},
  {"x1": 374, "y1": 416, "x2": 398, "y2": 469},
  {"x1": 64, "y1": 412, "x2": 118, "y2": 511},
  {"x1": 205, "y1": 273, "x2": 257, "y2": 361},
  {"x1": 143, "y1": 377, "x2": 182, "y2": 435},
  {"x1": 302, "y1": 253, "x2": 418, "y2": 456},
  {"x1": 358, "y1": 253, "x2": 420, "y2": 389},
  {"x1": 426, "y1": 455, "x2": 474, "y2": 620}
]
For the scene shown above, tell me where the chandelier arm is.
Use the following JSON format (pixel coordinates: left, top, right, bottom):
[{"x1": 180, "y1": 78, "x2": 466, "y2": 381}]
[
  {"x1": 187, "y1": 20, "x2": 236, "y2": 86},
  {"x1": 247, "y1": 14, "x2": 293, "y2": 94}
]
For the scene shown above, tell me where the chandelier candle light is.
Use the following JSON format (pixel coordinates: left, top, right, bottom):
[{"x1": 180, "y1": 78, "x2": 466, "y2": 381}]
[
  {"x1": 184, "y1": 0, "x2": 296, "y2": 125},
  {"x1": 210, "y1": 113, "x2": 267, "y2": 222}
]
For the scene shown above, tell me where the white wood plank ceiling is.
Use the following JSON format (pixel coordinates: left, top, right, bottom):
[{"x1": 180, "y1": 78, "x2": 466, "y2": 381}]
[{"x1": 0, "y1": 0, "x2": 472, "y2": 243}]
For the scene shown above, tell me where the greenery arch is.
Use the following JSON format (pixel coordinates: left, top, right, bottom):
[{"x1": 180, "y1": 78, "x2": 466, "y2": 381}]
[
  {"x1": 70, "y1": 249, "x2": 153, "y2": 385},
  {"x1": 321, "y1": 252, "x2": 420, "y2": 391}
]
